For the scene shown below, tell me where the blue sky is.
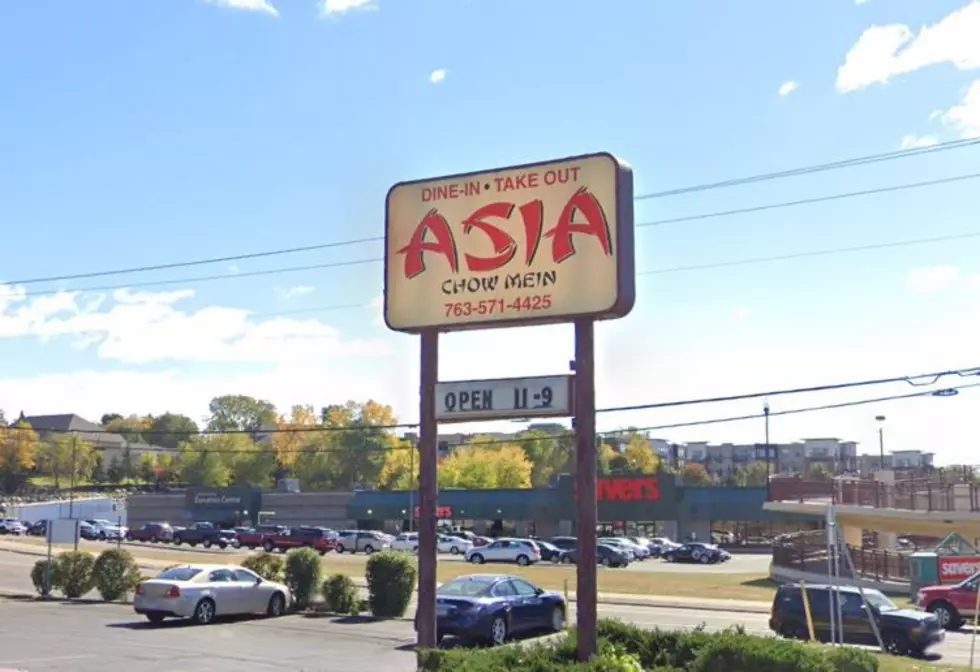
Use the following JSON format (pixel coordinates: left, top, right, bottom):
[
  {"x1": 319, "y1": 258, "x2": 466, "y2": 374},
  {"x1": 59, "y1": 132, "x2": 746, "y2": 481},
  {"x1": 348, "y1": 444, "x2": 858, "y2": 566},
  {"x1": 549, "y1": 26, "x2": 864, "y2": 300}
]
[{"x1": 1, "y1": 0, "x2": 979, "y2": 462}]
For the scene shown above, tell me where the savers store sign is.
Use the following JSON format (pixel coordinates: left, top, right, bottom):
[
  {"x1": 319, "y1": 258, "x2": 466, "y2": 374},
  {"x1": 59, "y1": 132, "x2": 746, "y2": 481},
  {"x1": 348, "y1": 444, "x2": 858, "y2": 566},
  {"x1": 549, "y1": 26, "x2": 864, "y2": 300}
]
[
  {"x1": 938, "y1": 556, "x2": 980, "y2": 583},
  {"x1": 383, "y1": 153, "x2": 635, "y2": 333}
]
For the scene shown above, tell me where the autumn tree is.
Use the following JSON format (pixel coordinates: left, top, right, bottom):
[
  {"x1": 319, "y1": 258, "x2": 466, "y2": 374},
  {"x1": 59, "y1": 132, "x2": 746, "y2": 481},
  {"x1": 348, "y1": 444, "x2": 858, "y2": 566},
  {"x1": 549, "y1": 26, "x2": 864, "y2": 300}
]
[
  {"x1": 36, "y1": 434, "x2": 96, "y2": 488},
  {"x1": 104, "y1": 415, "x2": 153, "y2": 443},
  {"x1": 623, "y1": 433, "x2": 661, "y2": 474},
  {"x1": 207, "y1": 395, "x2": 277, "y2": 433},
  {"x1": 0, "y1": 421, "x2": 38, "y2": 493},
  {"x1": 516, "y1": 429, "x2": 573, "y2": 487},
  {"x1": 438, "y1": 441, "x2": 533, "y2": 489},
  {"x1": 271, "y1": 405, "x2": 320, "y2": 472},
  {"x1": 149, "y1": 413, "x2": 199, "y2": 449},
  {"x1": 681, "y1": 462, "x2": 714, "y2": 486},
  {"x1": 313, "y1": 401, "x2": 398, "y2": 489},
  {"x1": 378, "y1": 441, "x2": 419, "y2": 490}
]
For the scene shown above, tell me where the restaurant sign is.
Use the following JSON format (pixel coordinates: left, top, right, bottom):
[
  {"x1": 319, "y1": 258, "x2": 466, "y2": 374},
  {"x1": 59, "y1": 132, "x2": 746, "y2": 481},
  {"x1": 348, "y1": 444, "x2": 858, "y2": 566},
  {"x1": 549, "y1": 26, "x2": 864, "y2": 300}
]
[{"x1": 573, "y1": 476, "x2": 662, "y2": 502}]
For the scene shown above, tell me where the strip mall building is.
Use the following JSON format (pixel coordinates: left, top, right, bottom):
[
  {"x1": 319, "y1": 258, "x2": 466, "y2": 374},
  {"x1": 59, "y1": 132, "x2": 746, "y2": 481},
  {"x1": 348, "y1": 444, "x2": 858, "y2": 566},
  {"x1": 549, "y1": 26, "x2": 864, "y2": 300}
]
[{"x1": 127, "y1": 474, "x2": 820, "y2": 540}]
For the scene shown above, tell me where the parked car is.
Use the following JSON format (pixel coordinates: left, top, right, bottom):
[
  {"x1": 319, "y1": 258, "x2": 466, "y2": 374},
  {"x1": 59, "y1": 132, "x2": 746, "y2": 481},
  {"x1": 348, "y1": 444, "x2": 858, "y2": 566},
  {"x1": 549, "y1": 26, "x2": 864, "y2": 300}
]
[
  {"x1": 28, "y1": 520, "x2": 47, "y2": 536},
  {"x1": 548, "y1": 536, "x2": 578, "y2": 552},
  {"x1": 915, "y1": 572, "x2": 980, "y2": 630},
  {"x1": 535, "y1": 540, "x2": 565, "y2": 563},
  {"x1": 126, "y1": 522, "x2": 175, "y2": 543},
  {"x1": 262, "y1": 526, "x2": 337, "y2": 555},
  {"x1": 235, "y1": 525, "x2": 286, "y2": 550},
  {"x1": 0, "y1": 518, "x2": 26, "y2": 535},
  {"x1": 172, "y1": 522, "x2": 230, "y2": 549},
  {"x1": 596, "y1": 538, "x2": 636, "y2": 562},
  {"x1": 662, "y1": 542, "x2": 729, "y2": 564},
  {"x1": 648, "y1": 537, "x2": 680, "y2": 557},
  {"x1": 770, "y1": 583, "x2": 943, "y2": 657},
  {"x1": 414, "y1": 574, "x2": 566, "y2": 645},
  {"x1": 464, "y1": 538, "x2": 541, "y2": 566},
  {"x1": 438, "y1": 533, "x2": 473, "y2": 555},
  {"x1": 599, "y1": 537, "x2": 649, "y2": 560},
  {"x1": 561, "y1": 544, "x2": 630, "y2": 568},
  {"x1": 334, "y1": 530, "x2": 391, "y2": 554},
  {"x1": 133, "y1": 563, "x2": 291, "y2": 625},
  {"x1": 391, "y1": 532, "x2": 420, "y2": 552},
  {"x1": 84, "y1": 519, "x2": 127, "y2": 541}
]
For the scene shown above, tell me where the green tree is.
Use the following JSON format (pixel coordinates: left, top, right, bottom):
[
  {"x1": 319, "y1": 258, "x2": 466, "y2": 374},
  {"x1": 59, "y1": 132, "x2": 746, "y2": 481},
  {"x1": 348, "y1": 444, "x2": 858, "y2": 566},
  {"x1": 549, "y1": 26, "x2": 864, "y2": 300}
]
[
  {"x1": 90, "y1": 453, "x2": 106, "y2": 484},
  {"x1": 516, "y1": 430, "x2": 572, "y2": 487},
  {"x1": 106, "y1": 457, "x2": 124, "y2": 485},
  {"x1": 438, "y1": 443, "x2": 532, "y2": 489},
  {"x1": 207, "y1": 395, "x2": 277, "y2": 433},
  {"x1": 734, "y1": 461, "x2": 770, "y2": 486},
  {"x1": 100, "y1": 413, "x2": 123, "y2": 426},
  {"x1": 37, "y1": 435, "x2": 95, "y2": 488},
  {"x1": 148, "y1": 413, "x2": 199, "y2": 450},
  {"x1": 137, "y1": 453, "x2": 156, "y2": 485},
  {"x1": 177, "y1": 439, "x2": 231, "y2": 487}
]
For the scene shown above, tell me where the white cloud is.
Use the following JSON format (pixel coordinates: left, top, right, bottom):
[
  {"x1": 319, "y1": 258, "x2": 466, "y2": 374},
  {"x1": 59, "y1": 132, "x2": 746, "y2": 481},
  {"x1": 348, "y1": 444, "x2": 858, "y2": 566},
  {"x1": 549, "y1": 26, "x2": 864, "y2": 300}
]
[
  {"x1": 204, "y1": 0, "x2": 279, "y2": 16},
  {"x1": 836, "y1": 1, "x2": 980, "y2": 93},
  {"x1": 319, "y1": 0, "x2": 377, "y2": 15},
  {"x1": 778, "y1": 80, "x2": 799, "y2": 96},
  {"x1": 429, "y1": 69, "x2": 447, "y2": 84},
  {"x1": 900, "y1": 134, "x2": 939, "y2": 149},
  {"x1": 0, "y1": 284, "x2": 390, "y2": 365},
  {"x1": 905, "y1": 265, "x2": 961, "y2": 293},
  {"x1": 941, "y1": 79, "x2": 980, "y2": 138},
  {"x1": 278, "y1": 285, "x2": 315, "y2": 300}
]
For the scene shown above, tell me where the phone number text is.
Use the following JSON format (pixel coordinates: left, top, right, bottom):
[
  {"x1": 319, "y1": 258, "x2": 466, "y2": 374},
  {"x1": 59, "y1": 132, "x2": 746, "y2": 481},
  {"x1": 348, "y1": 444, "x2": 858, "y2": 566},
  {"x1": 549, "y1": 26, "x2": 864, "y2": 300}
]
[{"x1": 444, "y1": 295, "x2": 553, "y2": 318}]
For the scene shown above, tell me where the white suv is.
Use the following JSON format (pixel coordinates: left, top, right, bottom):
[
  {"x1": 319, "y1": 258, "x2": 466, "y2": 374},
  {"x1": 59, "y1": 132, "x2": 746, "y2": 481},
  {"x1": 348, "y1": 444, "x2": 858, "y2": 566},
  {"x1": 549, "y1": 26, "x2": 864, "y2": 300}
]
[
  {"x1": 465, "y1": 538, "x2": 541, "y2": 566},
  {"x1": 437, "y1": 534, "x2": 473, "y2": 555},
  {"x1": 0, "y1": 518, "x2": 26, "y2": 535},
  {"x1": 391, "y1": 532, "x2": 419, "y2": 552}
]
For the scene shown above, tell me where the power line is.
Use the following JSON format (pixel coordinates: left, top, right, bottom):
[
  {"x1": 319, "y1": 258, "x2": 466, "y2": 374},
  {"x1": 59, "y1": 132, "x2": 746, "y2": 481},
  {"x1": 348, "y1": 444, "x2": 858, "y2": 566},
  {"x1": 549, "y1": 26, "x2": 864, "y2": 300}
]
[
  {"x1": 15, "y1": 364, "x2": 978, "y2": 440},
  {"x1": 6, "y1": 141, "x2": 978, "y2": 289},
  {"x1": 46, "y1": 382, "x2": 974, "y2": 456},
  {"x1": 634, "y1": 137, "x2": 980, "y2": 200}
]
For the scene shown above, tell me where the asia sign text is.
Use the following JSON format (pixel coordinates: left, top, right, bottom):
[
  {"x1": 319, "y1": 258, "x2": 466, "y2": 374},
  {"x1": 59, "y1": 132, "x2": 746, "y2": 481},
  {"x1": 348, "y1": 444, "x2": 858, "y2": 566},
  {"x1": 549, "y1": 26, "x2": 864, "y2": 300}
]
[{"x1": 384, "y1": 153, "x2": 635, "y2": 332}]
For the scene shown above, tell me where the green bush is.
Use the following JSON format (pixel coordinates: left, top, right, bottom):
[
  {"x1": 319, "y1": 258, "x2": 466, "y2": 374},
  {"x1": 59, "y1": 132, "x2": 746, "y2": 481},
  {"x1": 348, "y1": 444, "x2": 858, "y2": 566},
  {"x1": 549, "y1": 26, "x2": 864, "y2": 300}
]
[
  {"x1": 30, "y1": 559, "x2": 55, "y2": 597},
  {"x1": 52, "y1": 551, "x2": 96, "y2": 599},
  {"x1": 241, "y1": 552, "x2": 285, "y2": 582},
  {"x1": 92, "y1": 548, "x2": 141, "y2": 602},
  {"x1": 365, "y1": 551, "x2": 416, "y2": 618},
  {"x1": 285, "y1": 548, "x2": 323, "y2": 610},
  {"x1": 417, "y1": 619, "x2": 879, "y2": 671},
  {"x1": 322, "y1": 573, "x2": 358, "y2": 614}
]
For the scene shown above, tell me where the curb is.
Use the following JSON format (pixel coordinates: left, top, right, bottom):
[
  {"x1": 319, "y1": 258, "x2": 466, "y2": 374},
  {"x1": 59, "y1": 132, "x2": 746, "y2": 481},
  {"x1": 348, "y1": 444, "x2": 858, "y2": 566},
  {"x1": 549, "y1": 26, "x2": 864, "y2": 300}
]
[{"x1": 0, "y1": 545, "x2": 771, "y2": 615}]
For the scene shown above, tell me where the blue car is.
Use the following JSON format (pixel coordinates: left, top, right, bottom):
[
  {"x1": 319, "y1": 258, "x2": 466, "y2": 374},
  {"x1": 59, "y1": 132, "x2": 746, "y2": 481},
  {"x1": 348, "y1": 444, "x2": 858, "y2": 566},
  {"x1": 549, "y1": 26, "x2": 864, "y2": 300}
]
[{"x1": 415, "y1": 574, "x2": 567, "y2": 646}]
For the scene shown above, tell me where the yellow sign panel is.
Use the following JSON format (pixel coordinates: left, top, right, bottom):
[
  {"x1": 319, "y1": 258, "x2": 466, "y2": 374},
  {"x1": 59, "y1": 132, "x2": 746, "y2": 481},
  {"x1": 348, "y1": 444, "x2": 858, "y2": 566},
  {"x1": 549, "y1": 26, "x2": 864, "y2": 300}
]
[{"x1": 383, "y1": 152, "x2": 635, "y2": 333}]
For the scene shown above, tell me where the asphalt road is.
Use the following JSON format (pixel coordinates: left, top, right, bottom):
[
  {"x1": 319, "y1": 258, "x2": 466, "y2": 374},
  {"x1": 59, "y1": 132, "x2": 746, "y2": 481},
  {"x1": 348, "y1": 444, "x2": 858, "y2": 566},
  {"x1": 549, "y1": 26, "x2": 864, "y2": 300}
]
[
  {"x1": 0, "y1": 536, "x2": 771, "y2": 574},
  {"x1": 0, "y1": 551, "x2": 972, "y2": 668}
]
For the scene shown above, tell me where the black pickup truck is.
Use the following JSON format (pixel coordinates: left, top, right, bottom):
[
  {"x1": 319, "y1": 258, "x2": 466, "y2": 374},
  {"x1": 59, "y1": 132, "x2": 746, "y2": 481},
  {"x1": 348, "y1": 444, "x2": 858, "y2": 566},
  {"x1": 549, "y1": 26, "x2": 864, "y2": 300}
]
[{"x1": 172, "y1": 522, "x2": 234, "y2": 549}]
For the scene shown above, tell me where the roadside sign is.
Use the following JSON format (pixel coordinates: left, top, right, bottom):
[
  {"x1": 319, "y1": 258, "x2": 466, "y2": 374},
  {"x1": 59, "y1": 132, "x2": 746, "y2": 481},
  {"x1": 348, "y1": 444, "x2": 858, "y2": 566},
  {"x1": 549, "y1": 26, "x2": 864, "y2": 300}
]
[
  {"x1": 46, "y1": 518, "x2": 79, "y2": 545},
  {"x1": 939, "y1": 556, "x2": 980, "y2": 583},
  {"x1": 384, "y1": 152, "x2": 635, "y2": 333},
  {"x1": 434, "y1": 375, "x2": 573, "y2": 423}
]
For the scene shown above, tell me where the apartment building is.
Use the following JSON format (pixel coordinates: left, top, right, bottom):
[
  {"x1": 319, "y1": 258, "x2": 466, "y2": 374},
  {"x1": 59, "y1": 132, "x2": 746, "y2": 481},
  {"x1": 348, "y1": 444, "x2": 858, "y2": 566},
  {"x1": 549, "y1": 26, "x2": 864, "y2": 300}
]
[
  {"x1": 679, "y1": 438, "x2": 858, "y2": 479},
  {"x1": 856, "y1": 449, "x2": 935, "y2": 474}
]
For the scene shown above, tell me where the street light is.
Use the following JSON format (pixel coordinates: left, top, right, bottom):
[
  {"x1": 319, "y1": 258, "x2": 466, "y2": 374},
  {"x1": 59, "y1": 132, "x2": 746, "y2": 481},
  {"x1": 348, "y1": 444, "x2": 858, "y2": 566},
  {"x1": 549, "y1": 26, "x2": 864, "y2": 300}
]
[
  {"x1": 875, "y1": 415, "x2": 886, "y2": 469},
  {"x1": 763, "y1": 401, "x2": 771, "y2": 490}
]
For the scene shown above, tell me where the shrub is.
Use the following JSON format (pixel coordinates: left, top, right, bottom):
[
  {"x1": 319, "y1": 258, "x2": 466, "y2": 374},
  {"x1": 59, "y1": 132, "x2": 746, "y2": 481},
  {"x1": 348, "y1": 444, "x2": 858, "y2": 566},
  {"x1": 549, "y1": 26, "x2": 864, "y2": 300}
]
[
  {"x1": 52, "y1": 551, "x2": 95, "y2": 599},
  {"x1": 92, "y1": 548, "x2": 141, "y2": 602},
  {"x1": 322, "y1": 573, "x2": 358, "y2": 614},
  {"x1": 241, "y1": 552, "x2": 285, "y2": 582},
  {"x1": 30, "y1": 559, "x2": 55, "y2": 597},
  {"x1": 285, "y1": 548, "x2": 323, "y2": 610},
  {"x1": 365, "y1": 551, "x2": 416, "y2": 618}
]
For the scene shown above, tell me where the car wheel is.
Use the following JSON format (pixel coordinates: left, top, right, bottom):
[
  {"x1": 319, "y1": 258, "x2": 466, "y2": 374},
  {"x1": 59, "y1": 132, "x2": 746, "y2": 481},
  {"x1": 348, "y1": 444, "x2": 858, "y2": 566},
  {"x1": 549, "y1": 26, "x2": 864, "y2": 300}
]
[
  {"x1": 549, "y1": 606, "x2": 565, "y2": 632},
  {"x1": 218, "y1": 541, "x2": 228, "y2": 550},
  {"x1": 928, "y1": 601, "x2": 963, "y2": 630},
  {"x1": 489, "y1": 615, "x2": 508, "y2": 646},
  {"x1": 336, "y1": 544, "x2": 345, "y2": 553},
  {"x1": 145, "y1": 613, "x2": 166, "y2": 624},
  {"x1": 364, "y1": 545, "x2": 375, "y2": 554},
  {"x1": 780, "y1": 622, "x2": 805, "y2": 640},
  {"x1": 98, "y1": 532, "x2": 106, "y2": 541},
  {"x1": 516, "y1": 554, "x2": 530, "y2": 566},
  {"x1": 125, "y1": 532, "x2": 133, "y2": 541},
  {"x1": 470, "y1": 553, "x2": 485, "y2": 564},
  {"x1": 561, "y1": 555, "x2": 572, "y2": 564},
  {"x1": 551, "y1": 555, "x2": 560, "y2": 564},
  {"x1": 699, "y1": 554, "x2": 710, "y2": 564},
  {"x1": 266, "y1": 592, "x2": 287, "y2": 617},
  {"x1": 248, "y1": 545, "x2": 256, "y2": 550},
  {"x1": 203, "y1": 539, "x2": 213, "y2": 549},
  {"x1": 173, "y1": 536, "x2": 182, "y2": 546},
  {"x1": 883, "y1": 630, "x2": 911, "y2": 656},
  {"x1": 601, "y1": 557, "x2": 611, "y2": 567},
  {"x1": 450, "y1": 546, "x2": 460, "y2": 555},
  {"x1": 193, "y1": 598, "x2": 216, "y2": 625},
  {"x1": 263, "y1": 540, "x2": 275, "y2": 553},
  {"x1": 149, "y1": 535, "x2": 158, "y2": 543},
  {"x1": 665, "y1": 555, "x2": 675, "y2": 562}
]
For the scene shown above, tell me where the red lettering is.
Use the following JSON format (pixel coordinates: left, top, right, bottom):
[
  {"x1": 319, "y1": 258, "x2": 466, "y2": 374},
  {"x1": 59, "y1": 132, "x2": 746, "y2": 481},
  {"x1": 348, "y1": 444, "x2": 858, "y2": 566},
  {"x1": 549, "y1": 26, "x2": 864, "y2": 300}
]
[
  {"x1": 413, "y1": 506, "x2": 453, "y2": 519},
  {"x1": 641, "y1": 477, "x2": 661, "y2": 501},
  {"x1": 396, "y1": 187, "x2": 609, "y2": 279},
  {"x1": 397, "y1": 209, "x2": 458, "y2": 279},
  {"x1": 544, "y1": 187, "x2": 612, "y2": 264}
]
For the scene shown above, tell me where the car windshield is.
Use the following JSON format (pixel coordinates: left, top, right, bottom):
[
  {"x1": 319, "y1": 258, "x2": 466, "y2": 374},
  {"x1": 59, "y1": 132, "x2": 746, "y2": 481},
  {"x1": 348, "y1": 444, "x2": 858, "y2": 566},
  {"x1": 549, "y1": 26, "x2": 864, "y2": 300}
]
[
  {"x1": 437, "y1": 577, "x2": 495, "y2": 597},
  {"x1": 156, "y1": 567, "x2": 203, "y2": 581},
  {"x1": 862, "y1": 591, "x2": 898, "y2": 612}
]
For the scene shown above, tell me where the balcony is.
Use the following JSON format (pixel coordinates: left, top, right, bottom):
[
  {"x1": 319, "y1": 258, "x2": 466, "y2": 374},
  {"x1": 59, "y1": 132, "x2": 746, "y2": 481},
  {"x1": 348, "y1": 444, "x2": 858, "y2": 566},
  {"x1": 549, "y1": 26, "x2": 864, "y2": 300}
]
[{"x1": 768, "y1": 475, "x2": 980, "y2": 512}]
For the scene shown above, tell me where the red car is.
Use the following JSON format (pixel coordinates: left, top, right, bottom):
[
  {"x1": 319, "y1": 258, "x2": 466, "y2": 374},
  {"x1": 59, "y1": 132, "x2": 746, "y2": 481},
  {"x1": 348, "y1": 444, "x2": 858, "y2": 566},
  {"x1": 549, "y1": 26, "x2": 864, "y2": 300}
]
[
  {"x1": 236, "y1": 525, "x2": 286, "y2": 550},
  {"x1": 915, "y1": 572, "x2": 980, "y2": 630},
  {"x1": 263, "y1": 527, "x2": 337, "y2": 555}
]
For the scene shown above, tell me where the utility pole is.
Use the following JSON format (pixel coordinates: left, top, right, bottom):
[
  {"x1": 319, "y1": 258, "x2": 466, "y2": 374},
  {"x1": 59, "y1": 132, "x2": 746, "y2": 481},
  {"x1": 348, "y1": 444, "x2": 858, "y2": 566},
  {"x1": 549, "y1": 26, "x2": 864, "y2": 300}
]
[
  {"x1": 875, "y1": 415, "x2": 886, "y2": 470},
  {"x1": 69, "y1": 432, "x2": 78, "y2": 551},
  {"x1": 763, "y1": 402, "x2": 771, "y2": 493},
  {"x1": 408, "y1": 445, "x2": 415, "y2": 533}
]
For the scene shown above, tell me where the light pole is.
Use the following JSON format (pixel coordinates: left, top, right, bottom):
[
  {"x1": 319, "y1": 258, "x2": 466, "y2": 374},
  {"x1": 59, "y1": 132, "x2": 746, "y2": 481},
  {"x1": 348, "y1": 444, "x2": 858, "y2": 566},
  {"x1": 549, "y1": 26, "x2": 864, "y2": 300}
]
[
  {"x1": 763, "y1": 402, "x2": 771, "y2": 487},
  {"x1": 875, "y1": 415, "x2": 886, "y2": 470},
  {"x1": 408, "y1": 446, "x2": 415, "y2": 533}
]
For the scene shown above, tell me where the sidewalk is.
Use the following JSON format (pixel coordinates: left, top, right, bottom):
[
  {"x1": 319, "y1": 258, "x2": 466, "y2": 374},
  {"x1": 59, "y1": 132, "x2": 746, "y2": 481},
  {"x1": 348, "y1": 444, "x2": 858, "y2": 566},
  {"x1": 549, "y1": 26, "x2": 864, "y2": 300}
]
[{"x1": 0, "y1": 539, "x2": 771, "y2": 615}]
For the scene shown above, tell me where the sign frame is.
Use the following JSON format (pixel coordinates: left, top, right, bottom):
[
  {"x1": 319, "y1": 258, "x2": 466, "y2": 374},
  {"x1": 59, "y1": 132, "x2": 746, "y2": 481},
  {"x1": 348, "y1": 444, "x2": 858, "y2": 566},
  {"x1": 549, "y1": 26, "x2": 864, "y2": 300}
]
[
  {"x1": 434, "y1": 374, "x2": 574, "y2": 423},
  {"x1": 383, "y1": 152, "x2": 635, "y2": 334},
  {"x1": 938, "y1": 556, "x2": 980, "y2": 583}
]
